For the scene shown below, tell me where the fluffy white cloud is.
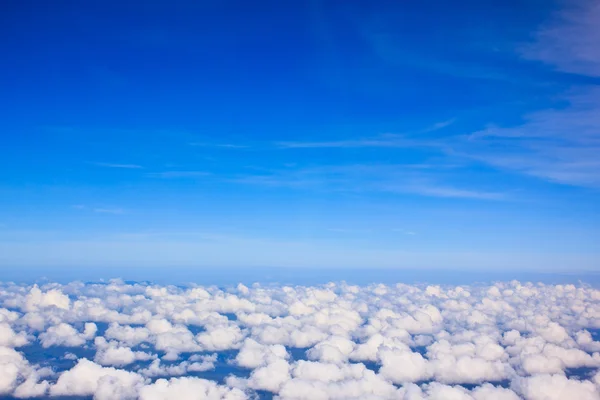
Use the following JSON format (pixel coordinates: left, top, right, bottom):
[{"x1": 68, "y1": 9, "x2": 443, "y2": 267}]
[
  {"x1": 379, "y1": 348, "x2": 432, "y2": 383},
  {"x1": 0, "y1": 346, "x2": 49, "y2": 396},
  {"x1": 276, "y1": 360, "x2": 402, "y2": 399},
  {"x1": 247, "y1": 359, "x2": 291, "y2": 392},
  {"x1": 138, "y1": 354, "x2": 217, "y2": 378},
  {"x1": 196, "y1": 323, "x2": 245, "y2": 351},
  {"x1": 38, "y1": 322, "x2": 96, "y2": 348},
  {"x1": 0, "y1": 279, "x2": 598, "y2": 399},
  {"x1": 0, "y1": 323, "x2": 29, "y2": 348},
  {"x1": 23, "y1": 286, "x2": 71, "y2": 312},
  {"x1": 514, "y1": 374, "x2": 600, "y2": 400},
  {"x1": 50, "y1": 359, "x2": 146, "y2": 399},
  {"x1": 94, "y1": 337, "x2": 155, "y2": 367},
  {"x1": 139, "y1": 376, "x2": 247, "y2": 400},
  {"x1": 235, "y1": 338, "x2": 288, "y2": 368}
]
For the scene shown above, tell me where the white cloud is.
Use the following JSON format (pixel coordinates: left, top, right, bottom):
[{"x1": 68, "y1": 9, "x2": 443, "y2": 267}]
[
  {"x1": 235, "y1": 338, "x2": 288, "y2": 368},
  {"x1": 0, "y1": 346, "x2": 49, "y2": 396},
  {"x1": 23, "y1": 285, "x2": 70, "y2": 312},
  {"x1": 247, "y1": 358, "x2": 291, "y2": 393},
  {"x1": 196, "y1": 323, "x2": 245, "y2": 352},
  {"x1": 0, "y1": 279, "x2": 598, "y2": 399},
  {"x1": 0, "y1": 323, "x2": 29, "y2": 348},
  {"x1": 93, "y1": 162, "x2": 143, "y2": 169},
  {"x1": 50, "y1": 359, "x2": 146, "y2": 399},
  {"x1": 38, "y1": 322, "x2": 96, "y2": 348},
  {"x1": 513, "y1": 374, "x2": 600, "y2": 400},
  {"x1": 94, "y1": 337, "x2": 155, "y2": 367},
  {"x1": 138, "y1": 376, "x2": 247, "y2": 400}
]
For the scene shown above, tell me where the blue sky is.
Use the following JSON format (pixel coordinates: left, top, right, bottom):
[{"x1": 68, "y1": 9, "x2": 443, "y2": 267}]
[{"x1": 1, "y1": 0, "x2": 599, "y2": 273}]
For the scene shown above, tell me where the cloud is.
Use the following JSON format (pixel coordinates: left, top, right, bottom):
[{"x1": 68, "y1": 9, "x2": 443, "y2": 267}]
[
  {"x1": 233, "y1": 164, "x2": 506, "y2": 200},
  {"x1": 49, "y1": 359, "x2": 146, "y2": 399},
  {"x1": 519, "y1": 0, "x2": 600, "y2": 77},
  {"x1": 93, "y1": 162, "x2": 144, "y2": 169},
  {"x1": 276, "y1": 136, "x2": 416, "y2": 149},
  {"x1": 461, "y1": 89, "x2": 600, "y2": 188},
  {"x1": 0, "y1": 346, "x2": 50, "y2": 396},
  {"x1": 189, "y1": 142, "x2": 248, "y2": 149},
  {"x1": 235, "y1": 338, "x2": 288, "y2": 369},
  {"x1": 513, "y1": 374, "x2": 600, "y2": 400},
  {"x1": 455, "y1": 0, "x2": 600, "y2": 189},
  {"x1": 388, "y1": 184, "x2": 506, "y2": 201},
  {"x1": 0, "y1": 280, "x2": 599, "y2": 398},
  {"x1": 39, "y1": 322, "x2": 97, "y2": 348},
  {"x1": 276, "y1": 121, "x2": 454, "y2": 149},
  {"x1": 94, "y1": 337, "x2": 155, "y2": 367},
  {"x1": 146, "y1": 171, "x2": 211, "y2": 178},
  {"x1": 93, "y1": 208, "x2": 125, "y2": 214},
  {"x1": 139, "y1": 377, "x2": 247, "y2": 400}
]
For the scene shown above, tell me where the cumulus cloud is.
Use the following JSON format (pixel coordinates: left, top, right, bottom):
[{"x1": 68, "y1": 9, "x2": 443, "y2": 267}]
[
  {"x1": 50, "y1": 358, "x2": 146, "y2": 399},
  {"x1": 0, "y1": 279, "x2": 597, "y2": 399},
  {"x1": 94, "y1": 337, "x2": 155, "y2": 367},
  {"x1": 139, "y1": 377, "x2": 247, "y2": 400},
  {"x1": 39, "y1": 322, "x2": 97, "y2": 348}
]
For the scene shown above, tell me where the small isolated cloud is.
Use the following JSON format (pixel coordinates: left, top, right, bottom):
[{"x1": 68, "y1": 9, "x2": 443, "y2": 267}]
[
  {"x1": 327, "y1": 228, "x2": 372, "y2": 234},
  {"x1": 392, "y1": 229, "x2": 417, "y2": 235},
  {"x1": 381, "y1": 182, "x2": 507, "y2": 201},
  {"x1": 399, "y1": 184, "x2": 506, "y2": 201},
  {"x1": 146, "y1": 171, "x2": 211, "y2": 178},
  {"x1": 189, "y1": 142, "x2": 248, "y2": 149},
  {"x1": 276, "y1": 136, "x2": 417, "y2": 149},
  {"x1": 93, "y1": 208, "x2": 125, "y2": 214},
  {"x1": 93, "y1": 162, "x2": 143, "y2": 169},
  {"x1": 276, "y1": 120, "x2": 454, "y2": 149}
]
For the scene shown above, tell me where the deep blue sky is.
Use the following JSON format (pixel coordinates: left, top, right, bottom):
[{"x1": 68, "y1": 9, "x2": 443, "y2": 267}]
[{"x1": 1, "y1": 0, "x2": 599, "y2": 273}]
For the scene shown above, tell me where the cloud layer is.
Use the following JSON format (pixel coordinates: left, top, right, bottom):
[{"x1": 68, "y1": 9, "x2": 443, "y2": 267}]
[{"x1": 0, "y1": 280, "x2": 599, "y2": 399}]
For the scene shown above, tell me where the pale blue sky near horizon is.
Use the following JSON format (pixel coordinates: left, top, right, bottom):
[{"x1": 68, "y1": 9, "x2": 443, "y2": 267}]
[{"x1": 0, "y1": 0, "x2": 599, "y2": 275}]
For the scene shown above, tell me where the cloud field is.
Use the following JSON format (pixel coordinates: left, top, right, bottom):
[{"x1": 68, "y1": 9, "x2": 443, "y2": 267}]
[{"x1": 0, "y1": 280, "x2": 599, "y2": 399}]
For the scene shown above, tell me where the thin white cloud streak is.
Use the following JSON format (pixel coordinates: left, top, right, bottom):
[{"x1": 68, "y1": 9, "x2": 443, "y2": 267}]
[
  {"x1": 456, "y1": 0, "x2": 600, "y2": 189},
  {"x1": 520, "y1": 0, "x2": 600, "y2": 77},
  {"x1": 271, "y1": 2, "x2": 600, "y2": 189},
  {"x1": 231, "y1": 164, "x2": 506, "y2": 201},
  {"x1": 327, "y1": 228, "x2": 373, "y2": 234},
  {"x1": 276, "y1": 120, "x2": 454, "y2": 149},
  {"x1": 276, "y1": 136, "x2": 419, "y2": 149},
  {"x1": 93, "y1": 162, "x2": 144, "y2": 169},
  {"x1": 93, "y1": 208, "x2": 125, "y2": 215},
  {"x1": 384, "y1": 184, "x2": 506, "y2": 201},
  {"x1": 459, "y1": 89, "x2": 600, "y2": 188},
  {"x1": 189, "y1": 142, "x2": 248, "y2": 149},
  {"x1": 146, "y1": 171, "x2": 212, "y2": 178}
]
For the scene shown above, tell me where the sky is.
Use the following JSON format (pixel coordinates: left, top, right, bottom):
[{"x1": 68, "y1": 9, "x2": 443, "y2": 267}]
[{"x1": 0, "y1": 0, "x2": 599, "y2": 274}]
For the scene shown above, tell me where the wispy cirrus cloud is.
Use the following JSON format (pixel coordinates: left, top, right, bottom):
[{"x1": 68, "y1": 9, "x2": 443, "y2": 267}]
[
  {"x1": 73, "y1": 205, "x2": 125, "y2": 214},
  {"x1": 189, "y1": 142, "x2": 248, "y2": 149},
  {"x1": 455, "y1": 0, "x2": 600, "y2": 189},
  {"x1": 276, "y1": 120, "x2": 454, "y2": 149},
  {"x1": 146, "y1": 171, "x2": 211, "y2": 179},
  {"x1": 457, "y1": 90, "x2": 600, "y2": 188},
  {"x1": 92, "y1": 162, "x2": 143, "y2": 169},
  {"x1": 93, "y1": 208, "x2": 125, "y2": 214},
  {"x1": 231, "y1": 163, "x2": 506, "y2": 200},
  {"x1": 276, "y1": 136, "x2": 418, "y2": 149},
  {"x1": 519, "y1": 0, "x2": 600, "y2": 77},
  {"x1": 389, "y1": 184, "x2": 506, "y2": 201}
]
